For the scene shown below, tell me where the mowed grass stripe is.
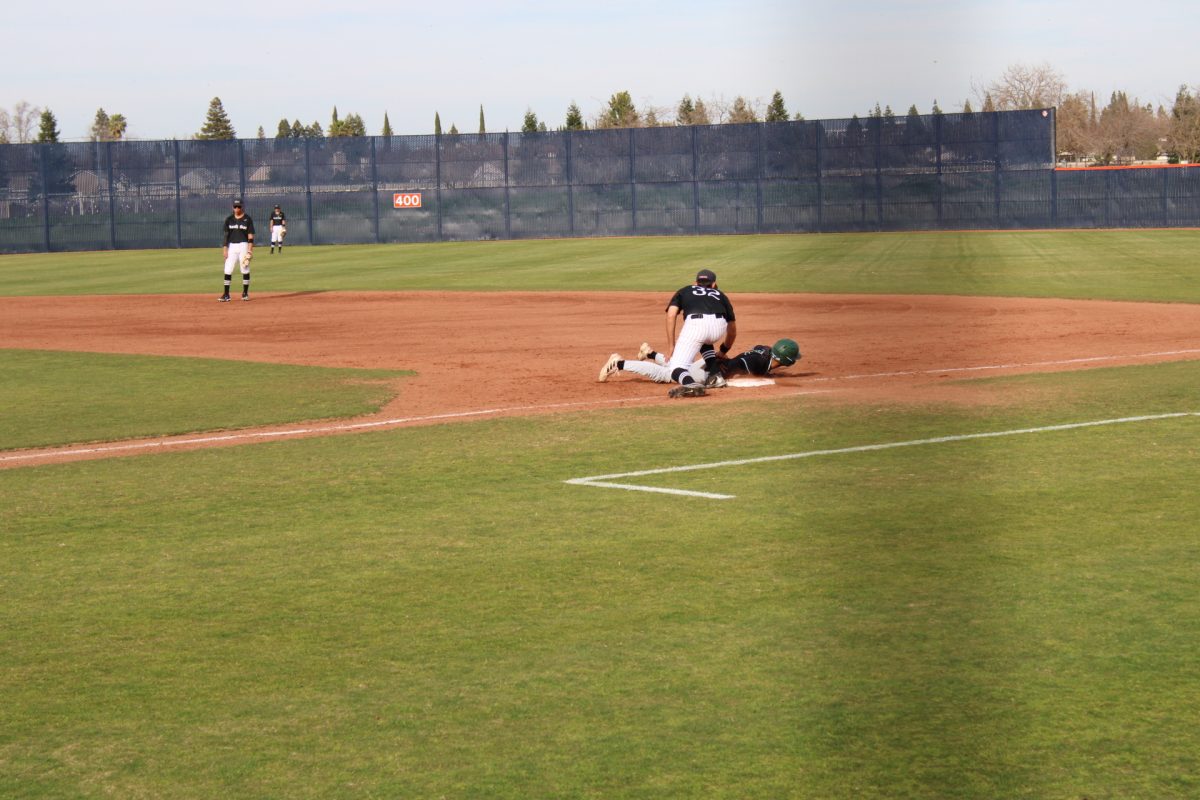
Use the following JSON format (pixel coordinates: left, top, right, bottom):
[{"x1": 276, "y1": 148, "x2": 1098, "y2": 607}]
[{"x1": 3, "y1": 229, "x2": 1200, "y2": 300}]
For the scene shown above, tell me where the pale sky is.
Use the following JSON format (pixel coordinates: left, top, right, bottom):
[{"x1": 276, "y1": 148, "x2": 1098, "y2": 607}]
[{"x1": 6, "y1": 0, "x2": 1197, "y2": 142}]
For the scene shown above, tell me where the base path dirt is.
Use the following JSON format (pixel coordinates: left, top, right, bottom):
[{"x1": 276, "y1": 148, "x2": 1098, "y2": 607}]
[{"x1": 2, "y1": 291, "x2": 1200, "y2": 467}]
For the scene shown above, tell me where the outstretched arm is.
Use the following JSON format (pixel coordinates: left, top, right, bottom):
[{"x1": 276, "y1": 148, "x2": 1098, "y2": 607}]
[{"x1": 665, "y1": 305, "x2": 681, "y2": 352}]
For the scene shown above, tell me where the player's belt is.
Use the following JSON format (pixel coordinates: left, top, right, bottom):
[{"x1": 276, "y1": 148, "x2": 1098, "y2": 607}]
[{"x1": 688, "y1": 313, "x2": 724, "y2": 319}]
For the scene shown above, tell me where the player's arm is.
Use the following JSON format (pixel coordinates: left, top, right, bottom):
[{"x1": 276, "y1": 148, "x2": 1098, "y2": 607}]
[
  {"x1": 247, "y1": 218, "x2": 255, "y2": 249},
  {"x1": 222, "y1": 221, "x2": 230, "y2": 256},
  {"x1": 721, "y1": 320, "x2": 737, "y2": 354},
  {"x1": 665, "y1": 305, "x2": 682, "y2": 351}
]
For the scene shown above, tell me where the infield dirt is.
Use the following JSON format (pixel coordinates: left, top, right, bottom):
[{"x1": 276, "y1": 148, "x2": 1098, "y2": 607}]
[{"x1": 3, "y1": 291, "x2": 1199, "y2": 466}]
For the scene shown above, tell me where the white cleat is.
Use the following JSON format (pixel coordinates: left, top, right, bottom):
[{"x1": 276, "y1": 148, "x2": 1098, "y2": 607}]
[
  {"x1": 598, "y1": 353, "x2": 621, "y2": 382},
  {"x1": 636, "y1": 342, "x2": 653, "y2": 360}
]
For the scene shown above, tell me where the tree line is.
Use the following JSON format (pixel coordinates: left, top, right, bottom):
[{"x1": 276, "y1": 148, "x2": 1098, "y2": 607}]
[{"x1": 9, "y1": 69, "x2": 1200, "y2": 165}]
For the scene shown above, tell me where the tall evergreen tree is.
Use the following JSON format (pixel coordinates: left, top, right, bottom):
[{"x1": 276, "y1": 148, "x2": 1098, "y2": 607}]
[
  {"x1": 599, "y1": 91, "x2": 638, "y2": 128},
  {"x1": 382, "y1": 112, "x2": 393, "y2": 137},
  {"x1": 196, "y1": 97, "x2": 236, "y2": 140},
  {"x1": 478, "y1": 105, "x2": 486, "y2": 134},
  {"x1": 90, "y1": 108, "x2": 111, "y2": 141},
  {"x1": 448, "y1": 123, "x2": 459, "y2": 135},
  {"x1": 765, "y1": 91, "x2": 788, "y2": 122},
  {"x1": 290, "y1": 119, "x2": 305, "y2": 139},
  {"x1": 276, "y1": 118, "x2": 292, "y2": 138},
  {"x1": 565, "y1": 102, "x2": 584, "y2": 130},
  {"x1": 31, "y1": 109, "x2": 72, "y2": 196},
  {"x1": 329, "y1": 106, "x2": 341, "y2": 137},
  {"x1": 434, "y1": 112, "x2": 442, "y2": 135},
  {"x1": 522, "y1": 109, "x2": 539, "y2": 133},
  {"x1": 677, "y1": 94, "x2": 696, "y2": 125},
  {"x1": 35, "y1": 109, "x2": 61, "y2": 143},
  {"x1": 257, "y1": 126, "x2": 266, "y2": 140}
]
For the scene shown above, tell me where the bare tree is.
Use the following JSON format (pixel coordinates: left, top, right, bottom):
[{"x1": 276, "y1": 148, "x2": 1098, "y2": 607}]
[
  {"x1": 979, "y1": 62, "x2": 1067, "y2": 110},
  {"x1": 0, "y1": 108, "x2": 9, "y2": 143},
  {"x1": 1055, "y1": 91, "x2": 1095, "y2": 160},
  {"x1": 10, "y1": 101, "x2": 41, "y2": 143},
  {"x1": 1094, "y1": 91, "x2": 1164, "y2": 163}
]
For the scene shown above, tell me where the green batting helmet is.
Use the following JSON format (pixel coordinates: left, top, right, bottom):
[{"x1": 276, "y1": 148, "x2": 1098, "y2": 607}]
[{"x1": 771, "y1": 338, "x2": 800, "y2": 366}]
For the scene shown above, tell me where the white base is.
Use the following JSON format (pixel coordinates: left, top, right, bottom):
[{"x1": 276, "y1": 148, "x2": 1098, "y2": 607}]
[{"x1": 726, "y1": 377, "x2": 775, "y2": 388}]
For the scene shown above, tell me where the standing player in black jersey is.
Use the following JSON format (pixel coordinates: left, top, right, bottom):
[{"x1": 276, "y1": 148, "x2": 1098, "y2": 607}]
[
  {"x1": 268, "y1": 204, "x2": 286, "y2": 253},
  {"x1": 662, "y1": 268, "x2": 736, "y2": 398},
  {"x1": 220, "y1": 199, "x2": 255, "y2": 302}
]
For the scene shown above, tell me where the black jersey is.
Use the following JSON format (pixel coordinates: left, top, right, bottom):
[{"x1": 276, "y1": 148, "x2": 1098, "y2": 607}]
[
  {"x1": 722, "y1": 344, "x2": 777, "y2": 377},
  {"x1": 270, "y1": 211, "x2": 286, "y2": 227},
  {"x1": 223, "y1": 213, "x2": 255, "y2": 244},
  {"x1": 667, "y1": 284, "x2": 736, "y2": 320}
]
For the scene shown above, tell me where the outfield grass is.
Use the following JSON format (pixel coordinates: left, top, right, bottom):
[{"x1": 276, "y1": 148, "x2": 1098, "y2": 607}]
[
  {"x1": 2, "y1": 363, "x2": 1200, "y2": 798},
  {"x1": 4, "y1": 232, "x2": 1200, "y2": 798},
  {"x1": 2, "y1": 229, "x2": 1200, "y2": 301}
]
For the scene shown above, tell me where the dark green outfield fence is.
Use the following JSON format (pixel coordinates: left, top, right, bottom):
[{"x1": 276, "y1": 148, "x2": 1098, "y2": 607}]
[{"x1": 2, "y1": 108, "x2": 1197, "y2": 254}]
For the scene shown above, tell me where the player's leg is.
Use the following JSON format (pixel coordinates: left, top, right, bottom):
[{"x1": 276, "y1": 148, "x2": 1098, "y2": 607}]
[
  {"x1": 620, "y1": 360, "x2": 674, "y2": 383},
  {"x1": 221, "y1": 248, "x2": 239, "y2": 300},
  {"x1": 239, "y1": 245, "x2": 251, "y2": 300}
]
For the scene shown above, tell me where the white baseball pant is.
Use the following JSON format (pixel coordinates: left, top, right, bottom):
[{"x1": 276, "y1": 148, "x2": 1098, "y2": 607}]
[{"x1": 667, "y1": 314, "x2": 727, "y2": 383}]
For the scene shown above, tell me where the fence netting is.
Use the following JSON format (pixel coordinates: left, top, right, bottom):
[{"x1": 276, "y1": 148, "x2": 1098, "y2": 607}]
[{"x1": 2, "y1": 109, "x2": 1188, "y2": 253}]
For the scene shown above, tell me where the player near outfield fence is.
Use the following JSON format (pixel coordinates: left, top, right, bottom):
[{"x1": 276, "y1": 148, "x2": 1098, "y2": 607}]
[
  {"x1": 268, "y1": 205, "x2": 286, "y2": 253},
  {"x1": 219, "y1": 199, "x2": 254, "y2": 302}
]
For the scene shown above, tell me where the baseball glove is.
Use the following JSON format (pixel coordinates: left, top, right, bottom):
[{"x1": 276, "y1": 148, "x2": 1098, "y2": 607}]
[{"x1": 241, "y1": 250, "x2": 253, "y2": 268}]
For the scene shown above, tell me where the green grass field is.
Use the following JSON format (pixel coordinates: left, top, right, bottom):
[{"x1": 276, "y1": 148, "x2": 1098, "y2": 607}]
[{"x1": 3, "y1": 231, "x2": 1200, "y2": 798}]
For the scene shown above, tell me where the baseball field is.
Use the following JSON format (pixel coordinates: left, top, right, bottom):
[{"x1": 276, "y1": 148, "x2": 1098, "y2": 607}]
[{"x1": 3, "y1": 230, "x2": 1200, "y2": 798}]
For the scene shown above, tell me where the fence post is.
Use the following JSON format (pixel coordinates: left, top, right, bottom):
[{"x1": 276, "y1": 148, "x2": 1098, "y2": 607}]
[
  {"x1": 238, "y1": 140, "x2": 246, "y2": 203},
  {"x1": 173, "y1": 139, "x2": 182, "y2": 248},
  {"x1": 934, "y1": 113, "x2": 943, "y2": 227},
  {"x1": 304, "y1": 138, "x2": 314, "y2": 245},
  {"x1": 756, "y1": 123, "x2": 765, "y2": 232},
  {"x1": 503, "y1": 131, "x2": 512, "y2": 240},
  {"x1": 371, "y1": 137, "x2": 380, "y2": 243},
  {"x1": 629, "y1": 127, "x2": 637, "y2": 232},
  {"x1": 434, "y1": 131, "x2": 443, "y2": 241},
  {"x1": 1103, "y1": 169, "x2": 1111, "y2": 228},
  {"x1": 992, "y1": 111, "x2": 1001, "y2": 224},
  {"x1": 815, "y1": 122, "x2": 823, "y2": 233},
  {"x1": 106, "y1": 140, "x2": 117, "y2": 249},
  {"x1": 1162, "y1": 166, "x2": 1169, "y2": 226},
  {"x1": 873, "y1": 121, "x2": 883, "y2": 230},
  {"x1": 565, "y1": 129, "x2": 575, "y2": 236},
  {"x1": 38, "y1": 146, "x2": 51, "y2": 252},
  {"x1": 1050, "y1": 167, "x2": 1058, "y2": 228},
  {"x1": 691, "y1": 126, "x2": 700, "y2": 233}
]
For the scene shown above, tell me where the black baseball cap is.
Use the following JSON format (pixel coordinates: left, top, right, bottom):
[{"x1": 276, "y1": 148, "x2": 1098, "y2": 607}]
[
  {"x1": 232, "y1": 199, "x2": 243, "y2": 207},
  {"x1": 695, "y1": 268, "x2": 717, "y2": 285},
  {"x1": 274, "y1": 204, "x2": 281, "y2": 209}
]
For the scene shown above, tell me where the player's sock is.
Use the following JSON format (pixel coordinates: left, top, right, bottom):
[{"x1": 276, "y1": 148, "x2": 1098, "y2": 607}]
[
  {"x1": 616, "y1": 360, "x2": 625, "y2": 370},
  {"x1": 223, "y1": 273, "x2": 231, "y2": 296},
  {"x1": 242, "y1": 274, "x2": 250, "y2": 296}
]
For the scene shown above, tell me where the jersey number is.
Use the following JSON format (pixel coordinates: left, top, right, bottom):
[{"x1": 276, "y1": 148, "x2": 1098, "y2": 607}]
[{"x1": 692, "y1": 287, "x2": 722, "y2": 298}]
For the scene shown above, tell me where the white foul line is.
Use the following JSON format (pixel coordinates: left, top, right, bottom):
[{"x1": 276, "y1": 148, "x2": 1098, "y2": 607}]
[
  {"x1": 565, "y1": 411, "x2": 1200, "y2": 500},
  {"x1": 0, "y1": 387, "x2": 830, "y2": 465},
  {"x1": 810, "y1": 348, "x2": 1200, "y2": 383}
]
